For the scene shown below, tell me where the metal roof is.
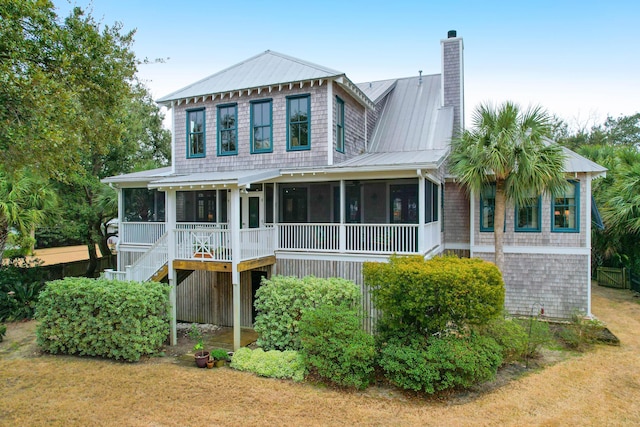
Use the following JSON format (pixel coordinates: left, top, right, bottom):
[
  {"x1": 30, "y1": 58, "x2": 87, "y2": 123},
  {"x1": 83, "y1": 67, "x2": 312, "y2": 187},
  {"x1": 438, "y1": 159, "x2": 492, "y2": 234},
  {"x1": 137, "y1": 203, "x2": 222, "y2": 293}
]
[
  {"x1": 367, "y1": 74, "x2": 453, "y2": 153},
  {"x1": 562, "y1": 146, "x2": 607, "y2": 176},
  {"x1": 147, "y1": 169, "x2": 281, "y2": 189},
  {"x1": 328, "y1": 149, "x2": 449, "y2": 171},
  {"x1": 157, "y1": 51, "x2": 344, "y2": 103},
  {"x1": 356, "y1": 78, "x2": 397, "y2": 103},
  {"x1": 101, "y1": 167, "x2": 172, "y2": 184}
]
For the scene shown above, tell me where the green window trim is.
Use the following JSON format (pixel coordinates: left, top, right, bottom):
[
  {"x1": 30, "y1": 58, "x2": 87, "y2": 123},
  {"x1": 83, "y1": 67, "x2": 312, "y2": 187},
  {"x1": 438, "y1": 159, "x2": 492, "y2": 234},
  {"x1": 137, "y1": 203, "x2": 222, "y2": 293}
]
[
  {"x1": 186, "y1": 108, "x2": 205, "y2": 158},
  {"x1": 425, "y1": 180, "x2": 439, "y2": 223},
  {"x1": 217, "y1": 103, "x2": 238, "y2": 156},
  {"x1": 515, "y1": 196, "x2": 542, "y2": 232},
  {"x1": 336, "y1": 96, "x2": 345, "y2": 153},
  {"x1": 286, "y1": 94, "x2": 311, "y2": 151},
  {"x1": 552, "y1": 180, "x2": 580, "y2": 233},
  {"x1": 250, "y1": 99, "x2": 273, "y2": 154},
  {"x1": 479, "y1": 184, "x2": 496, "y2": 232}
]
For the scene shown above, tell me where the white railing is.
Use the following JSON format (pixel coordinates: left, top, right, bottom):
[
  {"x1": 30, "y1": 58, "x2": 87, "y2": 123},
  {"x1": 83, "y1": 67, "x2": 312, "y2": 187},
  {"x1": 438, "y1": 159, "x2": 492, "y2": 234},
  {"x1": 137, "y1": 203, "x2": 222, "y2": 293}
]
[
  {"x1": 120, "y1": 222, "x2": 166, "y2": 245},
  {"x1": 276, "y1": 223, "x2": 437, "y2": 254},
  {"x1": 126, "y1": 233, "x2": 169, "y2": 282},
  {"x1": 346, "y1": 224, "x2": 418, "y2": 254},
  {"x1": 278, "y1": 224, "x2": 339, "y2": 252},
  {"x1": 103, "y1": 269, "x2": 127, "y2": 281},
  {"x1": 175, "y1": 228, "x2": 231, "y2": 261},
  {"x1": 424, "y1": 221, "x2": 441, "y2": 253},
  {"x1": 176, "y1": 222, "x2": 228, "y2": 230},
  {"x1": 240, "y1": 226, "x2": 275, "y2": 260}
]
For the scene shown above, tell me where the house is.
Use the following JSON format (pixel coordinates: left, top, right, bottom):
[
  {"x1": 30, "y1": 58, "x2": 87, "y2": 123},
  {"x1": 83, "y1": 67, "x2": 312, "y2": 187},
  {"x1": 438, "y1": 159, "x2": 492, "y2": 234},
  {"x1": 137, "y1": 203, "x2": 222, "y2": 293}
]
[{"x1": 103, "y1": 31, "x2": 606, "y2": 349}]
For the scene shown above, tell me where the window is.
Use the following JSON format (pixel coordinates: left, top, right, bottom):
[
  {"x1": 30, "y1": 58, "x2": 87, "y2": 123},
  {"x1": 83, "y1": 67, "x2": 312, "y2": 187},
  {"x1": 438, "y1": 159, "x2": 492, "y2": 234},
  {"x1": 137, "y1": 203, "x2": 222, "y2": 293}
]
[
  {"x1": 251, "y1": 100, "x2": 272, "y2": 153},
  {"x1": 425, "y1": 180, "x2": 439, "y2": 223},
  {"x1": 336, "y1": 96, "x2": 344, "y2": 153},
  {"x1": 287, "y1": 95, "x2": 310, "y2": 150},
  {"x1": 480, "y1": 184, "x2": 495, "y2": 232},
  {"x1": 123, "y1": 189, "x2": 165, "y2": 222},
  {"x1": 217, "y1": 104, "x2": 237, "y2": 155},
  {"x1": 390, "y1": 184, "x2": 418, "y2": 224},
  {"x1": 552, "y1": 181, "x2": 579, "y2": 232},
  {"x1": 187, "y1": 109, "x2": 205, "y2": 158},
  {"x1": 280, "y1": 186, "x2": 308, "y2": 222},
  {"x1": 515, "y1": 196, "x2": 541, "y2": 232}
]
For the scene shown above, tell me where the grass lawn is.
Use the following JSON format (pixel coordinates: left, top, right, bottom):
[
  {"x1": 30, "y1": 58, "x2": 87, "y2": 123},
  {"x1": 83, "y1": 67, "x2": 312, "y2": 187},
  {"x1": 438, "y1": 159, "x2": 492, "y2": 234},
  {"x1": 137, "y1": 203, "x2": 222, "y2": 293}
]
[{"x1": 2, "y1": 283, "x2": 640, "y2": 426}]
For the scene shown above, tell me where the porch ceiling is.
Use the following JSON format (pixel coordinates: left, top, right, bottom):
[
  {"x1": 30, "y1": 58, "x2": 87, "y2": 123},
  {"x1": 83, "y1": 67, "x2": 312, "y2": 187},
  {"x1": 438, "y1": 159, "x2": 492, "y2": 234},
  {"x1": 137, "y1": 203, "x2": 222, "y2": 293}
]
[{"x1": 147, "y1": 169, "x2": 281, "y2": 189}]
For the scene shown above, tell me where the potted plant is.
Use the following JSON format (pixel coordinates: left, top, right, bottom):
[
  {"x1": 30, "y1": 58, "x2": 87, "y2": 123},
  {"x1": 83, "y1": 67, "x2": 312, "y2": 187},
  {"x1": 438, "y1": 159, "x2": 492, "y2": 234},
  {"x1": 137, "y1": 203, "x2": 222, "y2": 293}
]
[
  {"x1": 210, "y1": 348, "x2": 230, "y2": 367},
  {"x1": 188, "y1": 324, "x2": 210, "y2": 368}
]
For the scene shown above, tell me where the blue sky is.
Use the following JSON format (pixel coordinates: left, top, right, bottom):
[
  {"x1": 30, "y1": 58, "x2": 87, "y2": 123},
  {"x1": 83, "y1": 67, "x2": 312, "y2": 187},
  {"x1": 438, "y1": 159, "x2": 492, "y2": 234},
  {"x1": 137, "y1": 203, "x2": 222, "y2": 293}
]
[{"x1": 53, "y1": 0, "x2": 639, "y2": 130}]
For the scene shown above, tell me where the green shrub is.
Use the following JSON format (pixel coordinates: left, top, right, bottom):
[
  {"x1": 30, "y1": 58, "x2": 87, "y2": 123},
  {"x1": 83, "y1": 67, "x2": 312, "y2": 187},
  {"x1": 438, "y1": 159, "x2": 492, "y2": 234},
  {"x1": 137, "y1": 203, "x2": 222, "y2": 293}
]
[
  {"x1": 36, "y1": 277, "x2": 170, "y2": 362},
  {"x1": 364, "y1": 255, "x2": 504, "y2": 336},
  {"x1": 230, "y1": 347, "x2": 306, "y2": 382},
  {"x1": 210, "y1": 348, "x2": 230, "y2": 361},
  {"x1": 517, "y1": 318, "x2": 553, "y2": 357},
  {"x1": 475, "y1": 316, "x2": 528, "y2": 363},
  {"x1": 379, "y1": 333, "x2": 503, "y2": 394},
  {"x1": 254, "y1": 275, "x2": 360, "y2": 351},
  {"x1": 0, "y1": 324, "x2": 6, "y2": 342},
  {"x1": 557, "y1": 313, "x2": 606, "y2": 350},
  {"x1": 0, "y1": 257, "x2": 47, "y2": 322},
  {"x1": 299, "y1": 305, "x2": 375, "y2": 390}
]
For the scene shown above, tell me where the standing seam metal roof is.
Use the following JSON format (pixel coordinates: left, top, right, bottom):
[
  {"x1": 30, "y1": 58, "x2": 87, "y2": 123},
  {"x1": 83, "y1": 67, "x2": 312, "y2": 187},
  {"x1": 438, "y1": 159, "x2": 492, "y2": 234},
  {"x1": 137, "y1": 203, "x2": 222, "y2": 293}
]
[{"x1": 157, "y1": 50, "x2": 345, "y2": 103}]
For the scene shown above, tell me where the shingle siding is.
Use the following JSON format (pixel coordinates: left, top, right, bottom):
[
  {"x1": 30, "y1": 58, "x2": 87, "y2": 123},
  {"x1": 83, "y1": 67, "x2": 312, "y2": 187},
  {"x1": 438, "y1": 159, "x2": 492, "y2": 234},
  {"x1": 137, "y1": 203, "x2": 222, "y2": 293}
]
[
  {"x1": 173, "y1": 83, "x2": 329, "y2": 174},
  {"x1": 475, "y1": 252, "x2": 589, "y2": 318},
  {"x1": 443, "y1": 181, "x2": 469, "y2": 246},
  {"x1": 333, "y1": 84, "x2": 367, "y2": 164},
  {"x1": 442, "y1": 37, "x2": 463, "y2": 135}
]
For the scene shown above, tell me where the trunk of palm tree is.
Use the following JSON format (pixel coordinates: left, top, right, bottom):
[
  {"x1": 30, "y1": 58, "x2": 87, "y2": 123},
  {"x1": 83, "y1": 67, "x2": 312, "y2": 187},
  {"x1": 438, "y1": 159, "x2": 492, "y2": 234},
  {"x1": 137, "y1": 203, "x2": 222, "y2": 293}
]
[
  {"x1": 494, "y1": 179, "x2": 506, "y2": 272},
  {"x1": 0, "y1": 215, "x2": 8, "y2": 261}
]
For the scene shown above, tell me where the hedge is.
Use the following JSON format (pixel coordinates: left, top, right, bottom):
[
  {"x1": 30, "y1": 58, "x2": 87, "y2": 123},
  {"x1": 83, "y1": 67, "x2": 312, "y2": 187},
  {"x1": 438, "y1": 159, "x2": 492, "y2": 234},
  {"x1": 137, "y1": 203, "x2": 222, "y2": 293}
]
[
  {"x1": 253, "y1": 275, "x2": 360, "y2": 351},
  {"x1": 364, "y1": 255, "x2": 505, "y2": 335},
  {"x1": 230, "y1": 347, "x2": 306, "y2": 382},
  {"x1": 36, "y1": 277, "x2": 170, "y2": 362}
]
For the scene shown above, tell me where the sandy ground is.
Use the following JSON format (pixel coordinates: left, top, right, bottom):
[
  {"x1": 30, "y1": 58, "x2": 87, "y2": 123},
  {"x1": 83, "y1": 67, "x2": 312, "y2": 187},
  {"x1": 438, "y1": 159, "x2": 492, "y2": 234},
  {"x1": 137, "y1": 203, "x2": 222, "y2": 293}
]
[
  {"x1": 1, "y1": 283, "x2": 639, "y2": 426},
  {"x1": 2, "y1": 245, "x2": 103, "y2": 266}
]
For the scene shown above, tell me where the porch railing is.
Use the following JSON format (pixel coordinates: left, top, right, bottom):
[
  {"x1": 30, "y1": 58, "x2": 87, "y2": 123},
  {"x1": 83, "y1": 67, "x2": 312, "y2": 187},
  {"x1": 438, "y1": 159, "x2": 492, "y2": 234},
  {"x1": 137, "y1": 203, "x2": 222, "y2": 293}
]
[
  {"x1": 104, "y1": 233, "x2": 168, "y2": 282},
  {"x1": 176, "y1": 222, "x2": 228, "y2": 230},
  {"x1": 277, "y1": 223, "x2": 439, "y2": 254},
  {"x1": 278, "y1": 224, "x2": 339, "y2": 252},
  {"x1": 120, "y1": 222, "x2": 166, "y2": 245},
  {"x1": 240, "y1": 226, "x2": 275, "y2": 260},
  {"x1": 175, "y1": 228, "x2": 231, "y2": 261},
  {"x1": 346, "y1": 224, "x2": 418, "y2": 254}
]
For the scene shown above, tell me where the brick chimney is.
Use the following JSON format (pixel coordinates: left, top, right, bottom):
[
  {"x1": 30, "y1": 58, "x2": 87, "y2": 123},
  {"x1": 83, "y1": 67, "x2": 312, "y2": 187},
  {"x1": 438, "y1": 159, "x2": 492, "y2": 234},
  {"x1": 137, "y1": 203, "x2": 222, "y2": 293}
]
[{"x1": 441, "y1": 30, "x2": 465, "y2": 135}]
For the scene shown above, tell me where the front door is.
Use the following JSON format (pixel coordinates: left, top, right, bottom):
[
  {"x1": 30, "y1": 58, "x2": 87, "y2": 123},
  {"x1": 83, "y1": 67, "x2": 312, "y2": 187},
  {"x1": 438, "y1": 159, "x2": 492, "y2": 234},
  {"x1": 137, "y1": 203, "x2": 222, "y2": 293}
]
[{"x1": 240, "y1": 191, "x2": 263, "y2": 229}]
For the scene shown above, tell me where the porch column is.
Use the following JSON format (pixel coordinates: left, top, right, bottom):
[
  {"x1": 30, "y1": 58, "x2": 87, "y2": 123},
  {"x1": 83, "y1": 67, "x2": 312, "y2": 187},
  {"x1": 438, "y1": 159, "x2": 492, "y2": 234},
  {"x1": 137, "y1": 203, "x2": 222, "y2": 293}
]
[
  {"x1": 166, "y1": 189, "x2": 177, "y2": 346},
  {"x1": 230, "y1": 187, "x2": 242, "y2": 350},
  {"x1": 339, "y1": 180, "x2": 346, "y2": 252},
  {"x1": 116, "y1": 187, "x2": 124, "y2": 271},
  {"x1": 418, "y1": 171, "x2": 426, "y2": 253}
]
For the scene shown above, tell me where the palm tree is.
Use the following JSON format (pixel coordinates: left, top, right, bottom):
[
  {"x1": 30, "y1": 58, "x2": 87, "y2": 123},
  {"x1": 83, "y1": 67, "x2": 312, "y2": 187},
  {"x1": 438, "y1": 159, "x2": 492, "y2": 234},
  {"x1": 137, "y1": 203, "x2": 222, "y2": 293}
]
[
  {"x1": 0, "y1": 171, "x2": 58, "y2": 260},
  {"x1": 448, "y1": 101, "x2": 567, "y2": 271}
]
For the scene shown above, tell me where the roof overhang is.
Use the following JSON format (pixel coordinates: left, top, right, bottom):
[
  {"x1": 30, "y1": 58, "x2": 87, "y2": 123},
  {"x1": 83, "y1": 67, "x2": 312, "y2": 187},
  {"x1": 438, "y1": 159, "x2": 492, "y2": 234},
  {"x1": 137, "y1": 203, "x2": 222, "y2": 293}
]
[
  {"x1": 147, "y1": 169, "x2": 281, "y2": 190},
  {"x1": 159, "y1": 75, "x2": 375, "y2": 111},
  {"x1": 101, "y1": 167, "x2": 173, "y2": 187}
]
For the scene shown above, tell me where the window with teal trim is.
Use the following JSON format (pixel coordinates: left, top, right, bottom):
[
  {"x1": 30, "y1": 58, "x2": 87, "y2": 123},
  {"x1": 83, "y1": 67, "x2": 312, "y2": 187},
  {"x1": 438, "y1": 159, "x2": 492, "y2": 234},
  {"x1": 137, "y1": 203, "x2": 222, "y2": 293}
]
[
  {"x1": 187, "y1": 109, "x2": 205, "y2": 158},
  {"x1": 251, "y1": 100, "x2": 272, "y2": 153},
  {"x1": 336, "y1": 96, "x2": 344, "y2": 153},
  {"x1": 552, "y1": 181, "x2": 579, "y2": 232},
  {"x1": 287, "y1": 95, "x2": 310, "y2": 150},
  {"x1": 217, "y1": 104, "x2": 237, "y2": 155},
  {"x1": 425, "y1": 180, "x2": 438, "y2": 223},
  {"x1": 515, "y1": 196, "x2": 541, "y2": 232},
  {"x1": 480, "y1": 184, "x2": 495, "y2": 232}
]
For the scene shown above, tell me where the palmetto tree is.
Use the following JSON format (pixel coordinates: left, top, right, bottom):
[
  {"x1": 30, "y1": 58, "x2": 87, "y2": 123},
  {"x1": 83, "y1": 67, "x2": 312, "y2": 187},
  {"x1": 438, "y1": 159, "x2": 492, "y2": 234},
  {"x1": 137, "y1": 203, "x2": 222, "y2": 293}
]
[
  {"x1": 448, "y1": 101, "x2": 567, "y2": 271},
  {"x1": 0, "y1": 171, "x2": 58, "y2": 260}
]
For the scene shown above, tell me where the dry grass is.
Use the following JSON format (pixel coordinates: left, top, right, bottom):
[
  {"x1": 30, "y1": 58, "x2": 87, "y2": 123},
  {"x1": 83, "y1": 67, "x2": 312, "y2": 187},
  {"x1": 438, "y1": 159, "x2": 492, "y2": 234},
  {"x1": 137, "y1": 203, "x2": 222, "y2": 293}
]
[{"x1": 2, "y1": 284, "x2": 640, "y2": 426}]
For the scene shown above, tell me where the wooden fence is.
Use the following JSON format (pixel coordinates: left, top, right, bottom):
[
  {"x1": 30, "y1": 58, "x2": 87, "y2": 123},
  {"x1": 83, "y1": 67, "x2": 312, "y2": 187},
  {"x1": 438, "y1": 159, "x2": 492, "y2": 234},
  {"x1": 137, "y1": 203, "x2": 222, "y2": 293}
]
[{"x1": 597, "y1": 267, "x2": 630, "y2": 289}]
